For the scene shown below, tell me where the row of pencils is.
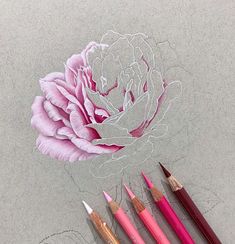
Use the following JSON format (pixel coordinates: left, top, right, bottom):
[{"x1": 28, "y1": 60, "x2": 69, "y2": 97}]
[{"x1": 82, "y1": 163, "x2": 221, "y2": 243}]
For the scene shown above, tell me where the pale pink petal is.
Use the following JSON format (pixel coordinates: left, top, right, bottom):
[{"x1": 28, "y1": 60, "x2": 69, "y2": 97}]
[
  {"x1": 57, "y1": 127, "x2": 75, "y2": 140},
  {"x1": 54, "y1": 79, "x2": 75, "y2": 95},
  {"x1": 31, "y1": 96, "x2": 64, "y2": 136},
  {"x1": 41, "y1": 72, "x2": 65, "y2": 82},
  {"x1": 36, "y1": 134, "x2": 95, "y2": 162},
  {"x1": 84, "y1": 98, "x2": 95, "y2": 120},
  {"x1": 70, "y1": 110, "x2": 100, "y2": 141},
  {"x1": 71, "y1": 138, "x2": 121, "y2": 154},
  {"x1": 43, "y1": 100, "x2": 71, "y2": 128},
  {"x1": 65, "y1": 54, "x2": 84, "y2": 86},
  {"x1": 40, "y1": 81, "x2": 68, "y2": 110}
]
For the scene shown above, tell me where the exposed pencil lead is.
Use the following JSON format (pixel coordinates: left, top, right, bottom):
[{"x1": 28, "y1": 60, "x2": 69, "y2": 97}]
[
  {"x1": 141, "y1": 171, "x2": 154, "y2": 189},
  {"x1": 159, "y1": 162, "x2": 171, "y2": 178},
  {"x1": 103, "y1": 191, "x2": 113, "y2": 203},
  {"x1": 124, "y1": 184, "x2": 135, "y2": 200},
  {"x1": 82, "y1": 200, "x2": 93, "y2": 214}
]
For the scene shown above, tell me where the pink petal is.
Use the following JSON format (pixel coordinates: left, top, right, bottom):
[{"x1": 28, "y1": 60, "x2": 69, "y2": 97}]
[
  {"x1": 94, "y1": 108, "x2": 109, "y2": 123},
  {"x1": 65, "y1": 54, "x2": 84, "y2": 86},
  {"x1": 40, "y1": 81, "x2": 68, "y2": 110},
  {"x1": 43, "y1": 100, "x2": 71, "y2": 128},
  {"x1": 57, "y1": 127, "x2": 76, "y2": 140},
  {"x1": 31, "y1": 96, "x2": 64, "y2": 136},
  {"x1": 36, "y1": 134, "x2": 95, "y2": 162},
  {"x1": 71, "y1": 138, "x2": 122, "y2": 154},
  {"x1": 57, "y1": 85, "x2": 90, "y2": 122},
  {"x1": 41, "y1": 72, "x2": 65, "y2": 82},
  {"x1": 70, "y1": 110, "x2": 100, "y2": 141}
]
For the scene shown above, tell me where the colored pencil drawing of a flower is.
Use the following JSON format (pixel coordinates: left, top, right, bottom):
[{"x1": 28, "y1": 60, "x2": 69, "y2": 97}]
[{"x1": 31, "y1": 31, "x2": 181, "y2": 163}]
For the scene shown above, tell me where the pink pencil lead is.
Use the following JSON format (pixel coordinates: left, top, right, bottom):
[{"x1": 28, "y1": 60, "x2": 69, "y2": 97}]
[
  {"x1": 141, "y1": 171, "x2": 154, "y2": 189},
  {"x1": 124, "y1": 184, "x2": 135, "y2": 200},
  {"x1": 103, "y1": 191, "x2": 113, "y2": 203}
]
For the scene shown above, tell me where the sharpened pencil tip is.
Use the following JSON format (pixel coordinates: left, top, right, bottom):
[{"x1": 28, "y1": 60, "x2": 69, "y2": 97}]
[
  {"x1": 141, "y1": 171, "x2": 154, "y2": 189},
  {"x1": 124, "y1": 184, "x2": 135, "y2": 199},
  {"x1": 103, "y1": 191, "x2": 113, "y2": 203},
  {"x1": 159, "y1": 162, "x2": 171, "y2": 178},
  {"x1": 82, "y1": 201, "x2": 93, "y2": 214}
]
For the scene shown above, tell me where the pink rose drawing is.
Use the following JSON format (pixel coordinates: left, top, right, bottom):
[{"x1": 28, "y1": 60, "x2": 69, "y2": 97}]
[{"x1": 31, "y1": 31, "x2": 180, "y2": 162}]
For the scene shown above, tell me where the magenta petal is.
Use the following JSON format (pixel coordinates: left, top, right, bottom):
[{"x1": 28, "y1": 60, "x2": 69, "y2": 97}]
[
  {"x1": 40, "y1": 81, "x2": 68, "y2": 110},
  {"x1": 71, "y1": 138, "x2": 121, "y2": 154},
  {"x1": 36, "y1": 134, "x2": 95, "y2": 162},
  {"x1": 65, "y1": 54, "x2": 84, "y2": 86},
  {"x1": 31, "y1": 96, "x2": 64, "y2": 136}
]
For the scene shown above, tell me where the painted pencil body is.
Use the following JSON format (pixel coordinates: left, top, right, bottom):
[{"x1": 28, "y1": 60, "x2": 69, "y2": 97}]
[
  {"x1": 103, "y1": 191, "x2": 145, "y2": 244},
  {"x1": 156, "y1": 196, "x2": 194, "y2": 244},
  {"x1": 159, "y1": 163, "x2": 222, "y2": 244},
  {"x1": 124, "y1": 185, "x2": 170, "y2": 244},
  {"x1": 142, "y1": 172, "x2": 194, "y2": 244},
  {"x1": 82, "y1": 201, "x2": 120, "y2": 244},
  {"x1": 114, "y1": 206, "x2": 145, "y2": 244},
  {"x1": 174, "y1": 187, "x2": 221, "y2": 244}
]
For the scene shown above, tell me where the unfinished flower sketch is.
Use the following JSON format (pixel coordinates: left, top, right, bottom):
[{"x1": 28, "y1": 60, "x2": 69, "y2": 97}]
[{"x1": 31, "y1": 31, "x2": 181, "y2": 164}]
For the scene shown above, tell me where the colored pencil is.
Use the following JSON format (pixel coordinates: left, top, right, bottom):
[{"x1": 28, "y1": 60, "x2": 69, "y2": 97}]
[
  {"x1": 141, "y1": 171, "x2": 195, "y2": 244},
  {"x1": 103, "y1": 191, "x2": 146, "y2": 244},
  {"x1": 159, "y1": 163, "x2": 222, "y2": 244},
  {"x1": 124, "y1": 184, "x2": 170, "y2": 244},
  {"x1": 82, "y1": 201, "x2": 120, "y2": 244}
]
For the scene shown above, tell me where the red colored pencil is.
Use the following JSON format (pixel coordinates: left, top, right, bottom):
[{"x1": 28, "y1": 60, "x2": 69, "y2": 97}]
[
  {"x1": 103, "y1": 191, "x2": 145, "y2": 244},
  {"x1": 141, "y1": 171, "x2": 195, "y2": 244},
  {"x1": 124, "y1": 184, "x2": 170, "y2": 244},
  {"x1": 159, "y1": 163, "x2": 222, "y2": 244}
]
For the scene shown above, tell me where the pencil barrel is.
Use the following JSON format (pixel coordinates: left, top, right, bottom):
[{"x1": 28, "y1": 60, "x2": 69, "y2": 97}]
[
  {"x1": 157, "y1": 196, "x2": 195, "y2": 244},
  {"x1": 91, "y1": 211, "x2": 120, "y2": 244},
  {"x1": 175, "y1": 188, "x2": 221, "y2": 244},
  {"x1": 115, "y1": 208, "x2": 145, "y2": 244},
  {"x1": 139, "y1": 209, "x2": 170, "y2": 244}
]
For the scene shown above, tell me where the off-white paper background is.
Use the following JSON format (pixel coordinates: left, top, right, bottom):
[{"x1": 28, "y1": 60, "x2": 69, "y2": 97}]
[{"x1": 0, "y1": 1, "x2": 234, "y2": 243}]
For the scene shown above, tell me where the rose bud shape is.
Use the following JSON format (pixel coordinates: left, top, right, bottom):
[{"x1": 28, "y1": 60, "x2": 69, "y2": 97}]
[{"x1": 31, "y1": 31, "x2": 174, "y2": 162}]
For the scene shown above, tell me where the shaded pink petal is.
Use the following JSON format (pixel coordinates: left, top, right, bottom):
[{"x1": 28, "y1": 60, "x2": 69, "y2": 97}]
[
  {"x1": 94, "y1": 108, "x2": 109, "y2": 123},
  {"x1": 40, "y1": 81, "x2": 68, "y2": 110},
  {"x1": 70, "y1": 110, "x2": 100, "y2": 141},
  {"x1": 129, "y1": 121, "x2": 147, "y2": 137},
  {"x1": 57, "y1": 85, "x2": 90, "y2": 122},
  {"x1": 36, "y1": 134, "x2": 96, "y2": 162},
  {"x1": 31, "y1": 96, "x2": 64, "y2": 136},
  {"x1": 84, "y1": 67, "x2": 96, "y2": 91},
  {"x1": 65, "y1": 54, "x2": 84, "y2": 86},
  {"x1": 71, "y1": 138, "x2": 121, "y2": 154},
  {"x1": 43, "y1": 100, "x2": 71, "y2": 128}
]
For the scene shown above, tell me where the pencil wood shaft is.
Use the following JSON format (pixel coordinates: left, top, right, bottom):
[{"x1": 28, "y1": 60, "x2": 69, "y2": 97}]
[{"x1": 90, "y1": 211, "x2": 120, "y2": 244}]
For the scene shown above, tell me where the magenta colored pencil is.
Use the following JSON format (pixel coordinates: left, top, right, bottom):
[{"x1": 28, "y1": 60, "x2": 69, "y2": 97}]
[
  {"x1": 142, "y1": 172, "x2": 195, "y2": 244},
  {"x1": 124, "y1": 184, "x2": 170, "y2": 244},
  {"x1": 103, "y1": 191, "x2": 145, "y2": 244}
]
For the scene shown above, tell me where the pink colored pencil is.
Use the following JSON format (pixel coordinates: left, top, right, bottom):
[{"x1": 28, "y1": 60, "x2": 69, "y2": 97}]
[
  {"x1": 103, "y1": 191, "x2": 145, "y2": 244},
  {"x1": 142, "y1": 172, "x2": 195, "y2": 244},
  {"x1": 124, "y1": 184, "x2": 170, "y2": 244}
]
